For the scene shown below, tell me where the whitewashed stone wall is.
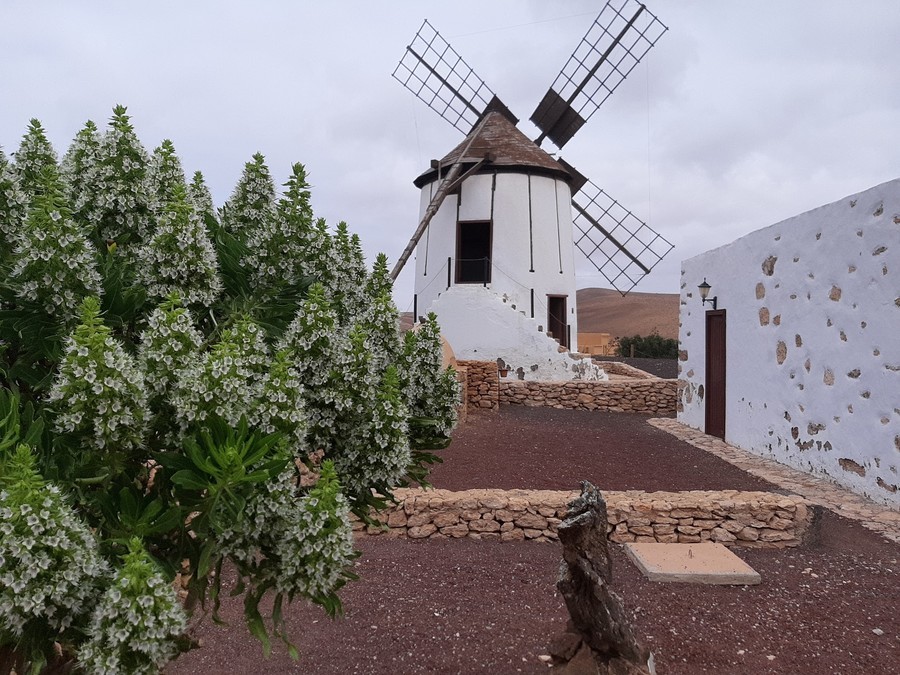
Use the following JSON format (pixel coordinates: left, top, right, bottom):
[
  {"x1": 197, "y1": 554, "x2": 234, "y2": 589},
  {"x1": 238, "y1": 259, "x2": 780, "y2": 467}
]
[
  {"x1": 679, "y1": 178, "x2": 900, "y2": 507},
  {"x1": 432, "y1": 285, "x2": 605, "y2": 381}
]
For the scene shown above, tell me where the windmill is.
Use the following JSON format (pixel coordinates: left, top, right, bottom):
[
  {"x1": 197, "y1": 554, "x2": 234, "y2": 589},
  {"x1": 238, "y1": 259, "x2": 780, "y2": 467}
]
[{"x1": 391, "y1": 0, "x2": 672, "y2": 375}]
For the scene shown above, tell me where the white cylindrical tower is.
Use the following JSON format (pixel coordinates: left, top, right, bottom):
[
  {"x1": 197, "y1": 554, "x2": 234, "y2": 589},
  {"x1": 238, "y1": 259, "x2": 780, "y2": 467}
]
[{"x1": 412, "y1": 111, "x2": 580, "y2": 354}]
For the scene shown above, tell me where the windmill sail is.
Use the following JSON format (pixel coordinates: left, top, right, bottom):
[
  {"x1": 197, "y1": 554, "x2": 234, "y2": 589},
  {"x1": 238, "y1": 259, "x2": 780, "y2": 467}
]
[
  {"x1": 571, "y1": 178, "x2": 673, "y2": 295},
  {"x1": 393, "y1": 19, "x2": 505, "y2": 134},
  {"x1": 531, "y1": 0, "x2": 667, "y2": 148}
]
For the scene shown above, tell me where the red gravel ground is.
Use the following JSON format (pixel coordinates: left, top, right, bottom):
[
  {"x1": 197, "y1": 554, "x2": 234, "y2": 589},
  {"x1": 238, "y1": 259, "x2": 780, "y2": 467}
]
[{"x1": 168, "y1": 408, "x2": 900, "y2": 674}]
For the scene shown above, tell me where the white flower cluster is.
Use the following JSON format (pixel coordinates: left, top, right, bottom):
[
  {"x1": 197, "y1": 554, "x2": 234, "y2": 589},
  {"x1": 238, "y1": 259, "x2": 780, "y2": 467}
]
[
  {"x1": 218, "y1": 463, "x2": 355, "y2": 602},
  {"x1": 221, "y1": 152, "x2": 275, "y2": 242},
  {"x1": 332, "y1": 363, "x2": 410, "y2": 496},
  {"x1": 188, "y1": 170, "x2": 216, "y2": 221},
  {"x1": 401, "y1": 313, "x2": 461, "y2": 436},
  {"x1": 251, "y1": 349, "x2": 307, "y2": 455},
  {"x1": 88, "y1": 106, "x2": 153, "y2": 245},
  {"x1": 47, "y1": 297, "x2": 151, "y2": 454},
  {"x1": 12, "y1": 118, "x2": 58, "y2": 197},
  {"x1": 135, "y1": 195, "x2": 222, "y2": 307},
  {"x1": 278, "y1": 286, "x2": 347, "y2": 450},
  {"x1": 0, "y1": 148, "x2": 29, "y2": 244},
  {"x1": 138, "y1": 297, "x2": 203, "y2": 402},
  {"x1": 173, "y1": 318, "x2": 269, "y2": 430},
  {"x1": 60, "y1": 120, "x2": 102, "y2": 223},
  {"x1": 303, "y1": 218, "x2": 335, "y2": 290},
  {"x1": 0, "y1": 446, "x2": 108, "y2": 638},
  {"x1": 329, "y1": 223, "x2": 368, "y2": 325},
  {"x1": 78, "y1": 540, "x2": 187, "y2": 675},
  {"x1": 9, "y1": 187, "x2": 103, "y2": 322},
  {"x1": 358, "y1": 292, "x2": 402, "y2": 372},
  {"x1": 243, "y1": 163, "x2": 312, "y2": 293},
  {"x1": 146, "y1": 139, "x2": 187, "y2": 217}
]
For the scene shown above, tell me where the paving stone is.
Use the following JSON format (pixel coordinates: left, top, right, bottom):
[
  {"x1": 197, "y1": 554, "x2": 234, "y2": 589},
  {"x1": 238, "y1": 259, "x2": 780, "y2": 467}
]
[{"x1": 624, "y1": 542, "x2": 761, "y2": 585}]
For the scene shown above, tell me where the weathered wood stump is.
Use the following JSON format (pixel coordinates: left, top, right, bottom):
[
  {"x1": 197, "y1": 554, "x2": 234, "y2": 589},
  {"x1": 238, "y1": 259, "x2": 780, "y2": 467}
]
[{"x1": 552, "y1": 481, "x2": 653, "y2": 675}]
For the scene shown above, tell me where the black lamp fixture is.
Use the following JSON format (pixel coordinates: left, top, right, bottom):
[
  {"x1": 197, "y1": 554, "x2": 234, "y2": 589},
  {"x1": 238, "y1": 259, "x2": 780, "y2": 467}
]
[{"x1": 698, "y1": 278, "x2": 717, "y2": 310}]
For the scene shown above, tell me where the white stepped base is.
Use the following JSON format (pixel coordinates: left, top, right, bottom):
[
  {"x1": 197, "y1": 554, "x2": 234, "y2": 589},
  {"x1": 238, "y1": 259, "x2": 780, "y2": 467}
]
[{"x1": 429, "y1": 285, "x2": 606, "y2": 382}]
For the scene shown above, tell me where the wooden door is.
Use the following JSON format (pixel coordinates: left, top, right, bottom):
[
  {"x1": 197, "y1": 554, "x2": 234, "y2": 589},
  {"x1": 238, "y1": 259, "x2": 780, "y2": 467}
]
[
  {"x1": 547, "y1": 295, "x2": 568, "y2": 349},
  {"x1": 705, "y1": 310, "x2": 726, "y2": 439}
]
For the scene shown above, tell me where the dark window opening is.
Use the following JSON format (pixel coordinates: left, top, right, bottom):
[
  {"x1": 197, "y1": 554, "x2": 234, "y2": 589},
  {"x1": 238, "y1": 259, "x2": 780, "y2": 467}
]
[{"x1": 456, "y1": 220, "x2": 492, "y2": 284}]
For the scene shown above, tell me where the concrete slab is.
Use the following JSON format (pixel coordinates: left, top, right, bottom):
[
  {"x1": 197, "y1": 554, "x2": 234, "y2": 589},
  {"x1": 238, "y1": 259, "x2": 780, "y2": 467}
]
[{"x1": 623, "y1": 542, "x2": 761, "y2": 585}]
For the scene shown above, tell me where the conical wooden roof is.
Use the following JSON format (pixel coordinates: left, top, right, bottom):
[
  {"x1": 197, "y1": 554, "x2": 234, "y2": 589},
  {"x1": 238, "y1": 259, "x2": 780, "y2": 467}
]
[{"x1": 413, "y1": 111, "x2": 573, "y2": 188}]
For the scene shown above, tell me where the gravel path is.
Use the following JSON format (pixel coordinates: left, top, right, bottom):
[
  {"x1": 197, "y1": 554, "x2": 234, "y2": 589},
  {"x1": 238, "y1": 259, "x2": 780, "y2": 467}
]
[{"x1": 168, "y1": 407, "x2": 900, "y2": 674}]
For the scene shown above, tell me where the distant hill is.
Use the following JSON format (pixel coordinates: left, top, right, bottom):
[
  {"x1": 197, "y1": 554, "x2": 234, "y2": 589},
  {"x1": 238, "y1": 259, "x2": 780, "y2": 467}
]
[{"x1": 576, "y1": 287, "x2": 679, "y2": 340}]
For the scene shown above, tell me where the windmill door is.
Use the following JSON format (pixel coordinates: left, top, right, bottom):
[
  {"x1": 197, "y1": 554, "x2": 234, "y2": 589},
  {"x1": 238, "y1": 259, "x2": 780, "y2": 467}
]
[
  {"x1": 547, "y1": 295, "x2": 568, "y2": 349},
  {"x1": 456, "y1": 220, "x2": 492, "y2": 284},
  {"x1": 704, "y1": 310, "x2": 726, "y2": 439}
]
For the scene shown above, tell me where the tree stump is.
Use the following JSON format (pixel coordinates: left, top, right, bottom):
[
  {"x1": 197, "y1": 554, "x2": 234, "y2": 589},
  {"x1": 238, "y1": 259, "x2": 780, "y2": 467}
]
[{"x1": 552, "y1": 481, "x2": 654, "y2": 675}]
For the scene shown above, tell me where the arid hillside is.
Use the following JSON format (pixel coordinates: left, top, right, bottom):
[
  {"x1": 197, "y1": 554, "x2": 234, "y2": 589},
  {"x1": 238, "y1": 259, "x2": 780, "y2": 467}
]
[{"x1": 576, "y1": 287, "x2": 679, "y2": 339}]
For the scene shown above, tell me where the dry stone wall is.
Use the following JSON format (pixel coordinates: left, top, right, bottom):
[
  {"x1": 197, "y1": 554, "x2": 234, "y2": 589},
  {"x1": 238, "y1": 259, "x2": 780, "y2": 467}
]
[
  {"x1": 458, "y1": 359, "x2": 499, "y2": 412},
  {"x1": 499, "y1": 379, "x2": 677, "y2": 415},
  {"x1": 356, "y1": 488, "x2": 812, "y2": 548}
]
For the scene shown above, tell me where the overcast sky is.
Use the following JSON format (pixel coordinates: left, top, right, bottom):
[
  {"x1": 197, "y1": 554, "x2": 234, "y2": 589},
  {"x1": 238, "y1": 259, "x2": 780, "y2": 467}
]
[{"x1": 2, "y1": 1, "x2": 898, "y2": 311}]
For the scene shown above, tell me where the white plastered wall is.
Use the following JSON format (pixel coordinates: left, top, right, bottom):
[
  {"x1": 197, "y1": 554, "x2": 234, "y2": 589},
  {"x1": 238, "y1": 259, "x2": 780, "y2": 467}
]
[
  {"x1": 431, "y1": 285, "x2": 604, "y2": 381},
  {"x1": 678, "y1": 178, "x2": 900, "y2": 507}
]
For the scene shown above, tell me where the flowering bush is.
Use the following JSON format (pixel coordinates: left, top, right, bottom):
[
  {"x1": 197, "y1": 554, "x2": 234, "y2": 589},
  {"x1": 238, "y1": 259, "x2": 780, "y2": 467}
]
[
  {"x1": 0, "y1": 445, "x2": 108, "y2": 667},
  {"x1": 0, "y1": 107, "x2": 461, "y2": 673},
  {"x1": 78, "y1": 538, "x2": 187, "y2": 675},
  {"x1": 8, "y1": 168, "x2": 103, "y2": 322}
]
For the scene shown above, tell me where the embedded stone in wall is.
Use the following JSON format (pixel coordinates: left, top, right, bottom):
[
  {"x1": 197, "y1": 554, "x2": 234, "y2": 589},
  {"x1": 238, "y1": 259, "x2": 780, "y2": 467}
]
[
  {"x1": 756, "y1": 283, "x2": 766, "y2": 299},
  {"x1": 795, "y1": 334, "x2": 803, "y2": 348},
  {"x1": 839, "y1": 458, "x2": 866, "y2": 477},
  {"x1": 759, "y1": 307, "x2": 770, "y2": 326},
  {"x1": 829, "y1": 285, "x2": 842, "y2": 301},
  {"x1": 762, "y1": 256, "x2": 777, "y2": 276},
  {"x1": 823, "y1": 369, "x2": 835, "y2": 386},
  {"x1": 877, "y1": 477, "x2": 898, "y2": 493},
  {"x1": 776, "y1": 341, "x2": 787, "y2": 365}
]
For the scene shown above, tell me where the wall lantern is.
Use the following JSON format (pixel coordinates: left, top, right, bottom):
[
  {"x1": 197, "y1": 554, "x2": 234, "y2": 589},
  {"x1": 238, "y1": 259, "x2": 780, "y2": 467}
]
[{"x1": 698, "y1": 278, "x2": 718, "y2": 310}]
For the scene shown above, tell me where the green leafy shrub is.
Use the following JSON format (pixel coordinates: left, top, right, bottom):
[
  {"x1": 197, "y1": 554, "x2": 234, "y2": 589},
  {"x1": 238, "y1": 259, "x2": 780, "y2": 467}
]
[{"x1": 616, "y1": 331, "x2": 678, "y2": 359}]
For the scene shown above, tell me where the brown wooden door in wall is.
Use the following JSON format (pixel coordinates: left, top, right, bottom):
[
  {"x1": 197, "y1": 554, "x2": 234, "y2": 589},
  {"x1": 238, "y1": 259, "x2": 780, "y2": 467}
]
[
  {"x1": 705, "y1": 310, "x2": 726, "y2": 439},
  {"x1": 547, "y1": 295, "x2": 568, "y2": 349}
]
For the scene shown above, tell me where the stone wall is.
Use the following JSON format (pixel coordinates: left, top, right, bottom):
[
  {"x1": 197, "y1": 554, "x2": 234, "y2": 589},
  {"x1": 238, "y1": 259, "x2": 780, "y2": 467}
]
[
  {"x1": 458, "y1": 359, "x2": 499, "y2": 411},
  {"x1": 357, "y1": 488, "x2": 813, "y2": 549},
  {"x1": 499, "y1": 379, "x2": 677, "y2": 415}
]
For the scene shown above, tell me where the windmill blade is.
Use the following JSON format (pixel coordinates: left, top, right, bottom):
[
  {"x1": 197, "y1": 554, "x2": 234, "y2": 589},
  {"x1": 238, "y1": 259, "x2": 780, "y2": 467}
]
[
  {"x1": 571, "y1": 177, "x2": 673, "y2": 295},
  {"x1": 393, "y1": 19, "x2": 512, "y2": 134},
  {"x1": 531, "y1": 0, "x2": 667, "y2": 149}
]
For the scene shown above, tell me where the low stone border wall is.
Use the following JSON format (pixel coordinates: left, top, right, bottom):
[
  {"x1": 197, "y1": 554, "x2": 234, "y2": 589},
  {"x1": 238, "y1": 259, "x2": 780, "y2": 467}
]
[
  {"x1": 499, "y1": 379, "x2": 677, "y2": 415},
  {"x1": 356, "y1": 488, "x2": 813, "y2": 548}
]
